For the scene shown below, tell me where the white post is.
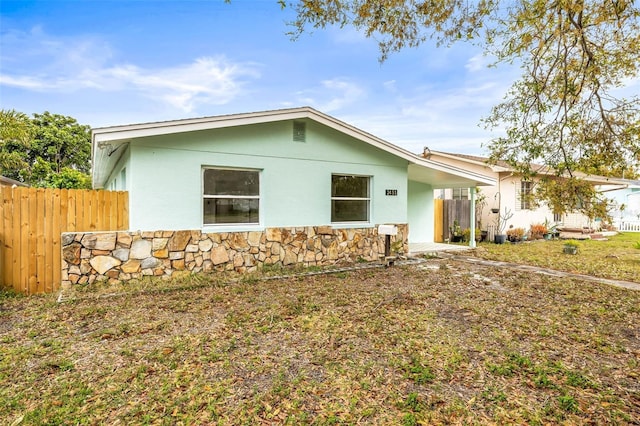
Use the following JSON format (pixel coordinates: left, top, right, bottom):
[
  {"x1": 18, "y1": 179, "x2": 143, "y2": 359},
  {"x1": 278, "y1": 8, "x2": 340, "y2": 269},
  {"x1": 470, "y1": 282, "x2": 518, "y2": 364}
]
[{"x1": 469, "y1": 187, "x2": 476, "y2": 248}]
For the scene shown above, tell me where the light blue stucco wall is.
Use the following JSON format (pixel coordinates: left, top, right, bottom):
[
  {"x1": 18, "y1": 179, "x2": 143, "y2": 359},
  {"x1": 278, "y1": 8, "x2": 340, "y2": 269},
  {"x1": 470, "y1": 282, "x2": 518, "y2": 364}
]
[
  {"x1": 121, "y1": 120, "x2": 409, "y2": 231},
  {"x1": 407, "y1": 180, "x2": 434, "y2": 243},
  {"x1": 105, "y1": 145, "x2": 130, "y2": 192}
]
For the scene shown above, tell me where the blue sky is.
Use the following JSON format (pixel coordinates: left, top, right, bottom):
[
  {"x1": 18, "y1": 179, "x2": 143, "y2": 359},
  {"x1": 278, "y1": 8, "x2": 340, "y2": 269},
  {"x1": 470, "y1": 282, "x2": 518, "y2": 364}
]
[{"x1": 1, "y1": 0, "x2": 520, "y2": 155}]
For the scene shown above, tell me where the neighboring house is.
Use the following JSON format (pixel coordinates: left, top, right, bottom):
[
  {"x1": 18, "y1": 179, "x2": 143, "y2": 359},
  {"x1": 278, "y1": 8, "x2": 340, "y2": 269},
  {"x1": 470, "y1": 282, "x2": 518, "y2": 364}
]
[
  {"x1": 426, "y1": 151, "x2": 626, "y2": 235},
  {"x1": 599, "y1": 179, "x2": 640, "y2": 229},
  {"x1": 0, "y1": 176, "x2": 28, "y2": 188},
  {"x1": 91, "y1": 107, "x2": 495, "y2": 249}
]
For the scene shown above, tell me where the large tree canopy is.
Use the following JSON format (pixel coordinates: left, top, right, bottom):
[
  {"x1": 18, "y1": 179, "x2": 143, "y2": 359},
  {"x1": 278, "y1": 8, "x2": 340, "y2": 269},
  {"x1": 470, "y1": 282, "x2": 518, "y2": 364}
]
[
  {"x1": 0, "y1": 110, "x2": 92, "y2": 189},
  {"x1": 283, "y1": 0, "x2": 640, "y2": 217}
]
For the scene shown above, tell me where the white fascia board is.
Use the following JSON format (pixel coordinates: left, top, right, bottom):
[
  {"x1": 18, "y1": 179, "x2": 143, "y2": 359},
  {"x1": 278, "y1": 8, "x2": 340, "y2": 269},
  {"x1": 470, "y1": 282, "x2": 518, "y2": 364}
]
[
  {"x1": 429, "y1": 151, "x2": 511, "y2": 173},
  {"x1": 91, "y1": 106, "x2": 496, "y2": 189},
  {"x1": 408, "y1": 162, "x2": 496, "y2": 189},
  {"x1": 92, "y1": 108, "x2": 313, "y2": 143},
  {"x1": 91, "y1": 106, "x2": 418, "y2": 162},
  {"x1": 420, "y1": 158, "x2": 496, "y2": 185}
]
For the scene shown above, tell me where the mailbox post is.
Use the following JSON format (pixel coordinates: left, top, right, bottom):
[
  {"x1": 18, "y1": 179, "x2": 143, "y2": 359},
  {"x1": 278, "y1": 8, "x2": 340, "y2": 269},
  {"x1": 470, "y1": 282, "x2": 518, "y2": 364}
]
[{"x1": 378, "y1": 224, "x2": 398, "y2": 266}]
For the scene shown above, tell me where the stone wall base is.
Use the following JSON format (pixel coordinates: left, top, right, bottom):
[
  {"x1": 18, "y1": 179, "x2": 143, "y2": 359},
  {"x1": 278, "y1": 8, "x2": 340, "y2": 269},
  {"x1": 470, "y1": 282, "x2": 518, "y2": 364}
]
[{"x1": 61, "y1": 225, "x2": 408, "y2": 287}]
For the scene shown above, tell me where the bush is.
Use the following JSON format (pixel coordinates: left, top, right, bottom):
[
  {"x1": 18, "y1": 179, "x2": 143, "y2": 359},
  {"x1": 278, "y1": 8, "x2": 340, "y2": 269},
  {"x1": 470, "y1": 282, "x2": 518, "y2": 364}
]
[
  {"x1": 530, "y1": 223, "x2": 547, "y2": 239},
  {"x1": 506, "y1": 227, "x2": 526, "y2": 242}
]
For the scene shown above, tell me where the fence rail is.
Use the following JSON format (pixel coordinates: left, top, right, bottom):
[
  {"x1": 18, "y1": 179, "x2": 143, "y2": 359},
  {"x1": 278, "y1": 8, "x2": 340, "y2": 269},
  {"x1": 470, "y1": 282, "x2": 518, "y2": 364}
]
[
  {"x1": 0, "y1": 187, "x2": 128, "y2": 294},
  {"x1": 614, "y1": 219, "x2": 640, "y2": 232}
]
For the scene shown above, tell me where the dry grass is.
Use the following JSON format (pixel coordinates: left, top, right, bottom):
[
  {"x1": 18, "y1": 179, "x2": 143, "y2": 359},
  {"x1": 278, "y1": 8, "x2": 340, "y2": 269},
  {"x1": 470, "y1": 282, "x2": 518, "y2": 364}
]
[
  {"x1": 1, "y1": 259, "x2": 639, "y2": 425},
  {"x1": 472, "y1": 232, "x2": 640, "y2": 283}
]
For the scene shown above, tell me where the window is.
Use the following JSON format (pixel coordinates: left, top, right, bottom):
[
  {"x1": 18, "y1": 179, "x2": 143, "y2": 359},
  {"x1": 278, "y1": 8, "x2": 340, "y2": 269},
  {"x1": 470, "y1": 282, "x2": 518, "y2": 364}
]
[
  {"x1": 520, "y1": 181, "x2": 533, "y2": 210},
  {"x1": 203, "y1": 168, "x2": 259, "y2": 225},
  {"x1": 452, "y1": 188, "x2": 469, "y2": 200},
  {"x1": 331, "y1": 174, "x2": 370, "y2": 222},
  {"x1": 553, "y1": 213, "x2": 562, "y2": 223}
]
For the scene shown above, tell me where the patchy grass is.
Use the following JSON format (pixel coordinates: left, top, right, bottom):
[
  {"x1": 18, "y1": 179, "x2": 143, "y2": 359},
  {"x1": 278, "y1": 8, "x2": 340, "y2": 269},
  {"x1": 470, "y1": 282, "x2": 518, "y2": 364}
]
[
  {"x1": 1, "y1": 260, "x2": 639, "y2": 425},
  {"x1": 473, "y1": 232, "x2": 640, "y2": 282}
]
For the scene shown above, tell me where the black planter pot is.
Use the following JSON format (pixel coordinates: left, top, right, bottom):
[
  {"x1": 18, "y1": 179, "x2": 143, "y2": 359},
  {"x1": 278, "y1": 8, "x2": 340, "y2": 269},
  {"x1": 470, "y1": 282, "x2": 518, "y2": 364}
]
[{"x1": 494, "y1": 234, "x2": 507, "y2": 244}]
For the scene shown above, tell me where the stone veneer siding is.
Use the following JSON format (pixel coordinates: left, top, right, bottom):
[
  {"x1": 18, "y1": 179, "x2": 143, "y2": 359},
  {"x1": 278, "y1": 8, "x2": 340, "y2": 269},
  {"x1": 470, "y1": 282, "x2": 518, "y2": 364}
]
[{"x1": 61, "y1": 225, "x2": 408, "y2": 287}]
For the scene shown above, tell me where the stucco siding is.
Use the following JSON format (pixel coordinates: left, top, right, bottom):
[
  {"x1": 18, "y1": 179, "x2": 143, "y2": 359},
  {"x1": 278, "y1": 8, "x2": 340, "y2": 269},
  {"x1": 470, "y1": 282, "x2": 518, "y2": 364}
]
[
  {"x1": 407, "y1": 181, "x2": 433, "y2": 243},
  {"x1": 104, "y1": 145, "x2": 131, "y2": 192},
  {"x1": 126, "y1": 120, "x2": 409, "y2": 231}
]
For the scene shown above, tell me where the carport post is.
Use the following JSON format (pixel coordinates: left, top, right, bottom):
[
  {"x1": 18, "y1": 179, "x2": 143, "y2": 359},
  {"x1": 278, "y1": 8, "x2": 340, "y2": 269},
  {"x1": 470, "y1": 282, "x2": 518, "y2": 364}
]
[{"x1": 469, "y1": 187, "x2": 476, "y2": 248}]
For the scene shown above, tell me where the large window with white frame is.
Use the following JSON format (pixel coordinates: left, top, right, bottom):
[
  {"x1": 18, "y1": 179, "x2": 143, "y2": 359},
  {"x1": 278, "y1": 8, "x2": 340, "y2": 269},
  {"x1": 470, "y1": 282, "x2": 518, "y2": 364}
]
[
  {"x1": 203, "y1": 168, "x2": 260, "y2": 225},
  {"x1": 331, "y1": 174, "x2": 370, "y2": 223}
]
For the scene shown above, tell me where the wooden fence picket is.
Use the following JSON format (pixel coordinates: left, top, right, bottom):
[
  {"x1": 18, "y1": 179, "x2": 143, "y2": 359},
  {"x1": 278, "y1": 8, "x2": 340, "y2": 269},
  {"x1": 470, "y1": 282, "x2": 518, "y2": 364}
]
[{"x1": 0, "y1": 187, "x2": 128, "y2": 294}]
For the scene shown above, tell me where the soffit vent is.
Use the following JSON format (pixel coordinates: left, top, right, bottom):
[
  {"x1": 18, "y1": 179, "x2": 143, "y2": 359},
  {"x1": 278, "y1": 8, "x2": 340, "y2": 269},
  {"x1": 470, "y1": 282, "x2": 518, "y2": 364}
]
[{"x1": 293, "y1": 121, "x2": 306, "y2": 142}]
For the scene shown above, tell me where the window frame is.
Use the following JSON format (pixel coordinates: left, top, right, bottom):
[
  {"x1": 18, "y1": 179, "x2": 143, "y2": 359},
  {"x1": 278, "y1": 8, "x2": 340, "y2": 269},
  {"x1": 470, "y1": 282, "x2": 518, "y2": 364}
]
[
  {"x1": 452, "y1": 187, "x2": 469, "y2": 200},
  {"x1": 520, "y1": 180, "x2": 533, "y2": 210},
  {"x1": 330, "y1": 174, "x2": 371, "y2": 224},
  {"x1": 202, "y1": 167, "x2": 261, "y2": 227}
]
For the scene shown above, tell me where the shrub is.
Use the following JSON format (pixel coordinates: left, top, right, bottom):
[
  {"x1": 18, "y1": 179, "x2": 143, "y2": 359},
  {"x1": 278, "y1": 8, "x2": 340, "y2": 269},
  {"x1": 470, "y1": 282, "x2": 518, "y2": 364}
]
[
  {"x1": 530, "y1": 223, "x2": 547, "y2": 239},
  {"x1": 506, "y1": 227, "x2": 526, "y2": 242},
  {"x1": 462, "y1": 228, "x2": 483, "y2": 243}
]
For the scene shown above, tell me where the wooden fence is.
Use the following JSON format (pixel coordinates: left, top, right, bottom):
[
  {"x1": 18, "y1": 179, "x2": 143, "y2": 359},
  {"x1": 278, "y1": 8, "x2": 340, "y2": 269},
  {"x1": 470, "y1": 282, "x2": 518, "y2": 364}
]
[
  {"x1": 0, "y1": 187, "x2": 128, "y2": 294},
  {"x1": 434, "y1": 199, "x2": 444, "y2": 242},
  {"x1": 434, "y1": 199, "x2": 471, "y2": 242}
]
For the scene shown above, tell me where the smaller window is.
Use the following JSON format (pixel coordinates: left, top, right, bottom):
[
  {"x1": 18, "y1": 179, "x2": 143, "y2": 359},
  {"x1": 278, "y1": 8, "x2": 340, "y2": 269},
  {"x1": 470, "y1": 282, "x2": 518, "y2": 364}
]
[
  {"x1": 452, "y1": 188, "x2": 469, "y2": 200},
  {"x1": 331, "y1": 174, "x2": 370, "y2": 223},
  {"x1": 553, "y1": 212, "x2": 562, "y2": 223},
  {"x1": 520, "y1": 181, "x2": 533, "y2": 210}
]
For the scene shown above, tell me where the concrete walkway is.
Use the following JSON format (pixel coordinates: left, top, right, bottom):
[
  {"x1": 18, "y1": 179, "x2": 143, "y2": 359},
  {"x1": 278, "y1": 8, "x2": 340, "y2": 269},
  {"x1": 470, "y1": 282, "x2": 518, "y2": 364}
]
[
  {"x1": 434, "y1": 252, "x2": 640, "y2": 291},
  {"x1": 409, "y1": 242, "x2": 475, "y2": 255}
]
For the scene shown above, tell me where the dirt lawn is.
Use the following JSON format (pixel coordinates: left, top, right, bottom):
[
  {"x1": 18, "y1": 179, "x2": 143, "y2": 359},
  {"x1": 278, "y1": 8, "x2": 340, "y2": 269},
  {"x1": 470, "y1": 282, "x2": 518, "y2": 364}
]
[{"x1": 1, "y1": 259, "x2": 639, "y2": 425}]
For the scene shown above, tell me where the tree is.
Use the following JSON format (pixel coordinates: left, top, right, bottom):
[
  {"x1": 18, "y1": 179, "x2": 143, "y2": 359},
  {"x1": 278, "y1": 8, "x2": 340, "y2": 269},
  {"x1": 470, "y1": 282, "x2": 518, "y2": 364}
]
[
  {"x1": 28, "y1": 112, "x2": 91, "y2": 175},
  {"x1": 0, "y1": 109, "x2": 31, "y2": 177},
  {"x1": 283, "y1": 0, "x2": 640, "y2": 217},
  {"x1": 0, "y1": 110, "x2": 92, "y2": 188}
]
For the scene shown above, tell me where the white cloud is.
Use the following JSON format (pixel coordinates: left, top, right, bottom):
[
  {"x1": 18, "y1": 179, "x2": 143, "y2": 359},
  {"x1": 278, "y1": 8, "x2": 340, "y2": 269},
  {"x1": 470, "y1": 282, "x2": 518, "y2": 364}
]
[
  {"x1": 465, "y1": 53, "x2": 489, "y2": 72},
  {"x1": 295, "y1": 78, "x2": 365, "y2": 112},
  {"x1": 383, "y1": 80, "x2": 397, "y2": 92},
  {"x1": 0, "y1": 28, "x2": 261, "y2": 113}
]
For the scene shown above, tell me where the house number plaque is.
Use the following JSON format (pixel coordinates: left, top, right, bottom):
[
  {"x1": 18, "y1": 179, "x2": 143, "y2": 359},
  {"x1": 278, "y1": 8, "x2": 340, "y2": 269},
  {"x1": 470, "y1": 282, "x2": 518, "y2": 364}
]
[{"x1": 385, "y1": 189, "x2": 398, "y2": 196}]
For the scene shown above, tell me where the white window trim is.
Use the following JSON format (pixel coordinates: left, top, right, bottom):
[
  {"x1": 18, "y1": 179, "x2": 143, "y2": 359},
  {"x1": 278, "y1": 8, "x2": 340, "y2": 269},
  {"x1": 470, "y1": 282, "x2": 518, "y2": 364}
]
[
  {"x1": 202, "y1": 166, "x2": 262, "y2": 228},
  {"x1": 331, "y1": 174, "x2": 371, "y2": 224},
  {"x1": 519, "y1": 180, "x2": 532, "y2": 211}
]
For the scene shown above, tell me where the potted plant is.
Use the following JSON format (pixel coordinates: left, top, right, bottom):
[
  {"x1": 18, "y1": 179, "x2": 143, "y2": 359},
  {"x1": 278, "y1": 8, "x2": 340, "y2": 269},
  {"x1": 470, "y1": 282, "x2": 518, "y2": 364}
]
[
  {"x1": 494, "y1": 207, "x2": 513, "y2": 244},
  {"x1": 543, "y1": 218, "x2": 558, "y2": 240},
  {"x1": 450, "y1": 219, "x2": 463, "y2": 242},
  {"x1": 529, "y1": 223, "x2": 547, "y2": 240},
  {"x1": 563, "y1": 240, "x2": 579, "y2": 254},
  {"x1": 506, "y1": 227, "x2": 526, "y2": 243}
]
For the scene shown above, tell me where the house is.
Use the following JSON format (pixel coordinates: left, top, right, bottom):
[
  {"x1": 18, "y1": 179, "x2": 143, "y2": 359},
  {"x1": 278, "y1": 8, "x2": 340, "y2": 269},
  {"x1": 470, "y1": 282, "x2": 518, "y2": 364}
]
[
  {"x1": 0, "y1": 175, "x2": 28, "y2": 188},
  {"x1": 73, "y1": 107, "x2": 495, "y2": 283},
  {"x1": 599, "y1": 179, "x2": 640, "y2": 231},
  {"x1": 425, "y1": 151, "x2": 627, "y2": 237}
]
